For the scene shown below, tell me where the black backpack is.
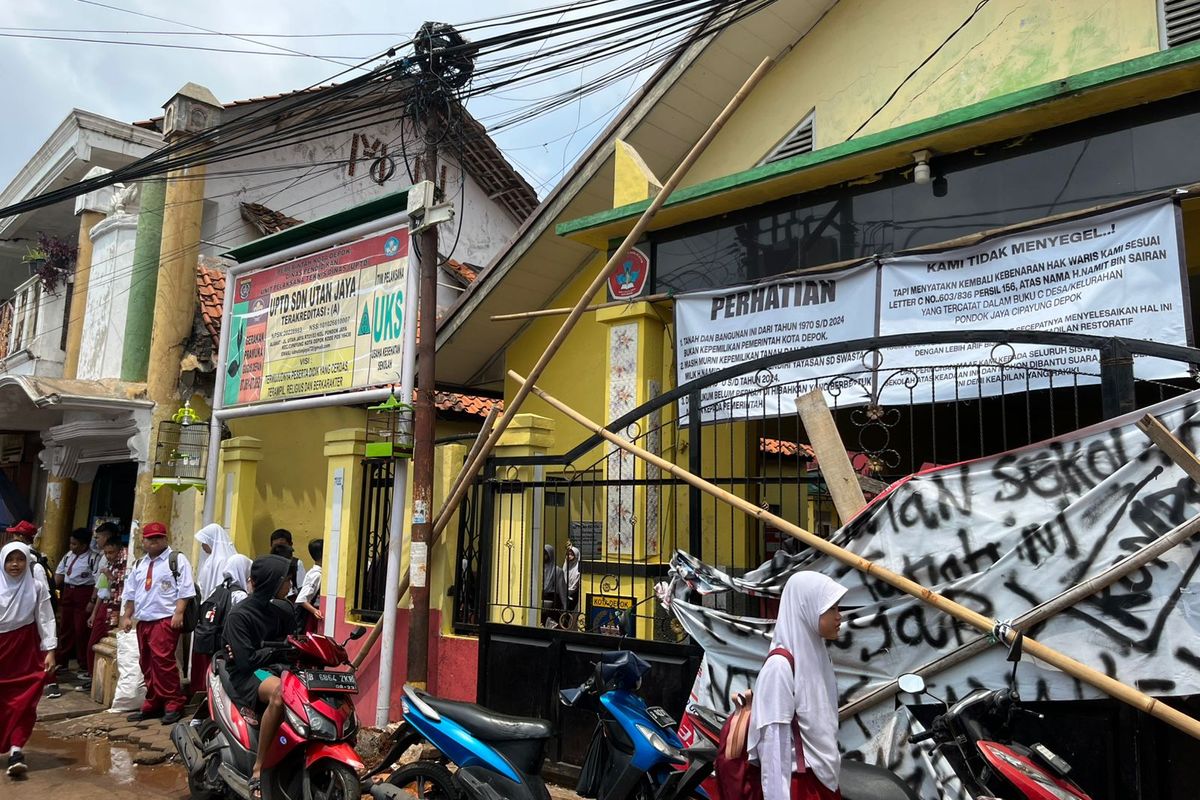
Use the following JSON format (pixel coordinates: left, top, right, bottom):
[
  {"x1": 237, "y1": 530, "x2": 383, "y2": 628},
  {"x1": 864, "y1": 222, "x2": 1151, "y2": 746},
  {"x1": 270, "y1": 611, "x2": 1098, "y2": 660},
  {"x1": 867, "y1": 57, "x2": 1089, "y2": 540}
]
[
  {"x1": 193, "y1": 578, "x2": 236, "y2": 656},
  {"x1": 167, "y1": 550, "x2": 200, "y2": 633}
]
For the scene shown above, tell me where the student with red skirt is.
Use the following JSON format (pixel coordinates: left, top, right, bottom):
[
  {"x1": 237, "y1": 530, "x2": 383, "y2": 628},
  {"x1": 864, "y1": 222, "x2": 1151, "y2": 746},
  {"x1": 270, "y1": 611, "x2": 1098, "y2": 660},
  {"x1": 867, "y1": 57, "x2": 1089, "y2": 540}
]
[
  {"x1": 1, "y1": 542, "x2": 57, "y2": 777},
  {"x1": 748, "y1": 572, "x2": 847, "y2": 800},
  {"x1": 120, "y1": 522, "x2": 195, "y2": 725},
  {"x1": 54, "y1": 530, "x2": 97, "y2": 673}
]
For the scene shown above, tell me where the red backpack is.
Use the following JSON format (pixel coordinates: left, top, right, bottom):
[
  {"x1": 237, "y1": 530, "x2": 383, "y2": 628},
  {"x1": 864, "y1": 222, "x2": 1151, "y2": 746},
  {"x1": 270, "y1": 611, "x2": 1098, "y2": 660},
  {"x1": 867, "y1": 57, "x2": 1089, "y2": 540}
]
[{"x1": 715, "y1": 648, "x2": 807, "y2": 800}]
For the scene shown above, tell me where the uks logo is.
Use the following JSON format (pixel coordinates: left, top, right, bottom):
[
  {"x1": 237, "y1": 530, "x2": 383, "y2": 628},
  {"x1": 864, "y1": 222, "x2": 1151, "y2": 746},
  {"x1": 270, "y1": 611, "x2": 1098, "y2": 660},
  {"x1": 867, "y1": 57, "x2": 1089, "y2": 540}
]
[
  {"x1": 384, "y1": 236, "x2": 401, "y2": 257},
  {"x1": 608, "y1": 247, "x2": 649, "y2": 299},
  {"x1": 358, "y1": 290, "x2": 405, "y2": 342}
]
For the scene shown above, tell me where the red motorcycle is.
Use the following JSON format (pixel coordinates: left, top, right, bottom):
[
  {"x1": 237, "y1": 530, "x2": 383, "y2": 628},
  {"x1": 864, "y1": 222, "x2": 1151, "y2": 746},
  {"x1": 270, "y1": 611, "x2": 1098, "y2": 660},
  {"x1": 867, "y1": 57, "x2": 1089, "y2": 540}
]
[{"x1": 172, "y1": 627, "x2": 368, "y2": 800}]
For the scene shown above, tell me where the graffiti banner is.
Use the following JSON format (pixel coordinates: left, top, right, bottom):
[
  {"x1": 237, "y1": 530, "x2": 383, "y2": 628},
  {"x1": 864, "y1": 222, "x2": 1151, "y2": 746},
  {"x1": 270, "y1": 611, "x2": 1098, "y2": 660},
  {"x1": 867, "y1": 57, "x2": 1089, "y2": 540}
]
[
  {"x1": 665, "y1": 388, "x2": 1200, "y2": 798},
  {"x1": 223, "y1": 228, "x2": 410, "y2": 406}
]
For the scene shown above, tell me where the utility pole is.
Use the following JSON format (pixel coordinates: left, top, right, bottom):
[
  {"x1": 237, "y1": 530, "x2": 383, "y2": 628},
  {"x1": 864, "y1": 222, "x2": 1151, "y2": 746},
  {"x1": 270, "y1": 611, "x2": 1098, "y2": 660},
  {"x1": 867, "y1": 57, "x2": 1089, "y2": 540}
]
[{"x1": 406, "y1": 110, "x2": 440, "y2": 688}]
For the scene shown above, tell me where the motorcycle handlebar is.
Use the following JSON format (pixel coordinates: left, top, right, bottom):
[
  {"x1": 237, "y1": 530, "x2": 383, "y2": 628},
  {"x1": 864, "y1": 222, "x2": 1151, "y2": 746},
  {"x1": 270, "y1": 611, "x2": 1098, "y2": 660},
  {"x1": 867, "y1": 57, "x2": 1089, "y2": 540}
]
[{"x1": 908, "y1": 729, "x2": 937, "y2": 744}]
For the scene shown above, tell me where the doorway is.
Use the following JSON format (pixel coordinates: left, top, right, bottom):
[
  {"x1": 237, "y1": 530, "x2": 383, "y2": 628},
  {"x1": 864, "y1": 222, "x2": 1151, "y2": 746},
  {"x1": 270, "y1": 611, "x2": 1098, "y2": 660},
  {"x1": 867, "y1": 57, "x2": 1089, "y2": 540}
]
[{"x1": 89, "y1": 462, "x2": 137, "y2": 540}]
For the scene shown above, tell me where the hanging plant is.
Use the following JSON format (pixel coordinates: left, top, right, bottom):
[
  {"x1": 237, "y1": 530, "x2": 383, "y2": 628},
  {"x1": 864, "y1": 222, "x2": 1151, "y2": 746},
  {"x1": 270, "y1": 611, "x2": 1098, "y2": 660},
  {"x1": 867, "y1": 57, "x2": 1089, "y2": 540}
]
[{"x1": 22, "y1": 233, "x2": 76, "y2": 293}]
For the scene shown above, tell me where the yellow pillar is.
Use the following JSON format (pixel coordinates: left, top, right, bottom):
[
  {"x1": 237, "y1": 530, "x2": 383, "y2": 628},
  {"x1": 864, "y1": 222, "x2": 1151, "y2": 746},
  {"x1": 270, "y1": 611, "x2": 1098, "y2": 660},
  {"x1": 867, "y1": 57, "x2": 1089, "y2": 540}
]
[
  {"x1": 219, "y1": 436, "x2": 262, "y2": 554},
  {"x1": 488, "y1": 414, "x2": 555, "y2": 626},
  {"x1": 39, "y1": 477, "x2": 77, "y2": 562},
  {"x1": 322, "y1": 429, "x2": 368, "y2": 621},
  {"x1": 65, "y1": 166, "x2": 114, "y2": 378},
  {"x1": 432, "y1": 443, "x2": 468, "y2": 634}
]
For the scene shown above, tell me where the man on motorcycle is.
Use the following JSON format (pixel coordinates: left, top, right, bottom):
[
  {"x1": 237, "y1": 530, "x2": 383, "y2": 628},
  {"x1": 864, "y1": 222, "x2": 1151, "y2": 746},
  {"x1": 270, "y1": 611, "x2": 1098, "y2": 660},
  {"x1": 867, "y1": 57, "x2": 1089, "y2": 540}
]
[{"x1": 221, "y1": 554, "x2": 294, "y2": 799}]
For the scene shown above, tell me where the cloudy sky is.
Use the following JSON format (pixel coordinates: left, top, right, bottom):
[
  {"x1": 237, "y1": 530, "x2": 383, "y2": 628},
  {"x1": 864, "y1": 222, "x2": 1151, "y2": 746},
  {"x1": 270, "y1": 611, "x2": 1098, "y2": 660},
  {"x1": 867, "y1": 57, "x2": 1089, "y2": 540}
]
[{"x1": 0, "y1": 0, "x2": 660, "y2": 197}]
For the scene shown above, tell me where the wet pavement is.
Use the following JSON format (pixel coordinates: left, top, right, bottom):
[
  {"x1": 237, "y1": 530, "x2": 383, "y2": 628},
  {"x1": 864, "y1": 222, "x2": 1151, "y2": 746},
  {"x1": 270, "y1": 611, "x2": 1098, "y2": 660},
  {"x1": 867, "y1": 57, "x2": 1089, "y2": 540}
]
[{"x1": 5, "y1": 730, "x2": 189, "y2": 800}]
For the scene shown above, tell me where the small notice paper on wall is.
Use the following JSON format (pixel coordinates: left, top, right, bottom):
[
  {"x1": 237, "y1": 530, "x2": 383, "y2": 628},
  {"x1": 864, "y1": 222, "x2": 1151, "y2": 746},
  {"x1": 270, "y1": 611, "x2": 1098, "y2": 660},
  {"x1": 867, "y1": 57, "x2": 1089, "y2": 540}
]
[{"x1": 409, "y1": 541, "x2": 428, "y2": 588}]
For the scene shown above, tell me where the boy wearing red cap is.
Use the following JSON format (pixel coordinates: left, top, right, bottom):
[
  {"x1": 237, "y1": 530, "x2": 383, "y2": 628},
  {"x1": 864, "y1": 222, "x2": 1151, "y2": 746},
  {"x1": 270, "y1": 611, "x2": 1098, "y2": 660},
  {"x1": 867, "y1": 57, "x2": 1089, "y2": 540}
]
[{"x1": 120, "y1": 522, "x2": 195, "y2": 725}]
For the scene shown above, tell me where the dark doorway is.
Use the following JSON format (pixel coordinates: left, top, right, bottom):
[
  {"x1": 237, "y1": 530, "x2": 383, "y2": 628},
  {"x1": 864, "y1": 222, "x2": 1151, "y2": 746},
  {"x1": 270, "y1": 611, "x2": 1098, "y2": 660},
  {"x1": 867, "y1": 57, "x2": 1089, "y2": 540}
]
[{"x1": 88, "y1": 462, "x2": 137, "y2": 541}]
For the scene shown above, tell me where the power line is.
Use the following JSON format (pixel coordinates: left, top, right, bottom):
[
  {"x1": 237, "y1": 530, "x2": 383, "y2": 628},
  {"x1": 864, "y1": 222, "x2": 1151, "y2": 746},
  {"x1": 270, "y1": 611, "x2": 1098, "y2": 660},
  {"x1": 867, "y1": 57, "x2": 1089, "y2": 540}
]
[{"x1": 0, "y1": 32, "x2": 367, "y2": 59}]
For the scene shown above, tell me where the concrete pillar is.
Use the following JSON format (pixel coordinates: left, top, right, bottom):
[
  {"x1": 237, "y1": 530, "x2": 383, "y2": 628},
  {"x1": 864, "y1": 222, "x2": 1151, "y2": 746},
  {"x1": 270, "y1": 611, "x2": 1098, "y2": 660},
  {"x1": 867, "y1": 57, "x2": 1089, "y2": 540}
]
[
  {"x1": 65, "y1": 167, "x2": 114, "y2": 379},
  {"x1": 488, "y1": 414, "x2": 555, "y2": 626},
  {"x1": 39, "y1": 477, "x2": 77, "y2": 562},
  {"x1": 134, "y1": 84, "x2": 221, "y2": 527},
  {"x1": 218, "y1": 436, "x2": 262, "y2": 554},
  {"x1": 322, "y1": 429, "x2": 369, "y2": 621},
  {"x1": 432, "y1": 443, "x2": 468, "y2": 634},
  {"x1": 121, "y1": 178, "x2": 166, "y2": 382}
]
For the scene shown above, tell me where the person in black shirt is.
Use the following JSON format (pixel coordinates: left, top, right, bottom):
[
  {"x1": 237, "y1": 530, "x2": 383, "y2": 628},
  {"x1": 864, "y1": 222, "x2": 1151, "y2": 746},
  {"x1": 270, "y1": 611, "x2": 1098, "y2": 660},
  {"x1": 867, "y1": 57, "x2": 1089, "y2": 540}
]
[{"x1": 221, "y1": 555, "x2": 293, "y2": 798}]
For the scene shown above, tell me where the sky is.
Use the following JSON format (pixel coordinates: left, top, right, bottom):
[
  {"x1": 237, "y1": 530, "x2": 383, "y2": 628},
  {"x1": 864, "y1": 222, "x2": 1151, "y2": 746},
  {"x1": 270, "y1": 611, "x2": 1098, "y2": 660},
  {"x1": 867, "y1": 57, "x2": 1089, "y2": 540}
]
[{"x1": 0, "y1": 0, "x2": 663, "y2": 200}]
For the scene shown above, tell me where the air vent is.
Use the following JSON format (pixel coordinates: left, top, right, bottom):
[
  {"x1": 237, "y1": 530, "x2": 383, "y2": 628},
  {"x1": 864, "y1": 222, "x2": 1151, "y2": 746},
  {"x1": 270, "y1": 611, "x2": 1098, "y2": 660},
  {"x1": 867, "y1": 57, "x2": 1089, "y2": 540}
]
[
  {"x1": 1162, "y1": 0, "x2": 1200, "y2": 47},
  {"x1": 761, "y1": 112, "x2": 815, "y2": 165}
]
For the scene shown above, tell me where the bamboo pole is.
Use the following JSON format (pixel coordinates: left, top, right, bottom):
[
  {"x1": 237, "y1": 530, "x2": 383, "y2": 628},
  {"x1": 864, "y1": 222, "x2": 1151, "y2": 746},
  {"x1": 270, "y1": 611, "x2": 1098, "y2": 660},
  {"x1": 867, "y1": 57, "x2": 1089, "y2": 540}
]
[
  {"x1": 795, "y1": 388, "x2": 867, "y2": 522},
  {"x1": 840, "y1": 411, "x2": 1200, "y2": 718},
  {"x1": 428, "y1": 57, "x2": 776, "y2": 549},
  {"x1": 512, "y1": 370, "x2": 1200, "y2": 741},
  {"x1": 350, "y1": 406, "x2": 501, "y2": 669},
  {"x1": 489, "y1": 292, "x2": 673, "y2": 322}
]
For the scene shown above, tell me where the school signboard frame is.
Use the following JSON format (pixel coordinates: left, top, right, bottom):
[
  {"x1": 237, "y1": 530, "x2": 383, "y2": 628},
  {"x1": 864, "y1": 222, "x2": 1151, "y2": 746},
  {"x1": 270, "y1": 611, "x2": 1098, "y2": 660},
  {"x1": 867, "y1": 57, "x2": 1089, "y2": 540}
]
[{"x1": 221, "y1": 227, "x2": 412, "y2": 407}]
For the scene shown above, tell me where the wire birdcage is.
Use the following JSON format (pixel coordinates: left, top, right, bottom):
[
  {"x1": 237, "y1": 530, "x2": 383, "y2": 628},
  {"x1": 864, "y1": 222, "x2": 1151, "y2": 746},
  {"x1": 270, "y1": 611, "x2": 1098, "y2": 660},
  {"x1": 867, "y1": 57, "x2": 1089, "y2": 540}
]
[
  {"x1": 152, "y1": 402, "x2": 209, "y2": 493},
  {"x1": 366, "y1": 390, "x2": 414, "y2": 460}
]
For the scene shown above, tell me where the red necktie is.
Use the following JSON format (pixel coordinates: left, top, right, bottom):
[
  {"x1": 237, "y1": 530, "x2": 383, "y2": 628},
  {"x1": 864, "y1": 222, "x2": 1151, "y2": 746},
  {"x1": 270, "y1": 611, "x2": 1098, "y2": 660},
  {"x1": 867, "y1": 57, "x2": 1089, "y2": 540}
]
[{"x1": 144, "y1": 556, "x2": 154, "y2": 591}]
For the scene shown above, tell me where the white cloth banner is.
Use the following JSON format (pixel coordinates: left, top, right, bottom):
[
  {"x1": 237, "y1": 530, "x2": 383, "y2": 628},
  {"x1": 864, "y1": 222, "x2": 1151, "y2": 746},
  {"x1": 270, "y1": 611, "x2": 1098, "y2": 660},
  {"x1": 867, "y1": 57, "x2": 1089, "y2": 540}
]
[
  {"x1": 665, "y1": 388, "x2": 1200, "y2": 798},
  {"x1": 674, "y1": 264, "x2": 878, "y2": 419},
  {"x1": 672, "y1": 200, "x2": 1190, "y2": 420}
]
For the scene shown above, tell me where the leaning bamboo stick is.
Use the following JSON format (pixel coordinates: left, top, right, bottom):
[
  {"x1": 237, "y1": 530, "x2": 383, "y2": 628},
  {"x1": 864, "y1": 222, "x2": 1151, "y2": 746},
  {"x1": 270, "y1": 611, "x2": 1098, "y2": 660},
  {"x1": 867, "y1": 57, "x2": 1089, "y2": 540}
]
[
  {"x1": 840, "y1": 411, "x2": 1200, "y2": 718},
  {"x1": 795, "y1": 388, "x2": 867, "y2": 522},
  {"x1": 511, "y1": 370, "x2": 1200, "y2": 741},
  {"x1": 428, "y1": 57, "x2": 776, "y2": 548},
  {"x1": 489, "y1": 292, "x2": 673, "y2": 322},
  {"x1": 350, "y1": 405, "x2": 500, "y2": 669}
]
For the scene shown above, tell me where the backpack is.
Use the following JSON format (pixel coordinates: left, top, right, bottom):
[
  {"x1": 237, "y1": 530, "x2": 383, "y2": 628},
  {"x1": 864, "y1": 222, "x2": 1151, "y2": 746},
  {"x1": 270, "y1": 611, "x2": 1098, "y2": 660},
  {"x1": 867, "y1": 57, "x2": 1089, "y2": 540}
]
[
  {"x1": 715, "y1": 648, "x2": 807, "y2": 800},
  {"x1": 167, "y1": 550, "x2": 200, "y2": 633},
  {"x1": 193, "y1": 578, "x2": 236, "y2": 656}
]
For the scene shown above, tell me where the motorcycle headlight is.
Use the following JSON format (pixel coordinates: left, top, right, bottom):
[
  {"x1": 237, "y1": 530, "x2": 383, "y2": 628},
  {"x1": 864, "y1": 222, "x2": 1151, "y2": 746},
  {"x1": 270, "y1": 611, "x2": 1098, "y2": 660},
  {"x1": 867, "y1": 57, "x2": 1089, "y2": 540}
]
[
  {"x1": 284, "y1": 706, "x2": 309, "y2": 738},
  {"x1": 303, "y1": 703, "x2": 339, "y2": 741},
  {"x1": 635, "y1": 724, "x2": 685, "y2": 764}
]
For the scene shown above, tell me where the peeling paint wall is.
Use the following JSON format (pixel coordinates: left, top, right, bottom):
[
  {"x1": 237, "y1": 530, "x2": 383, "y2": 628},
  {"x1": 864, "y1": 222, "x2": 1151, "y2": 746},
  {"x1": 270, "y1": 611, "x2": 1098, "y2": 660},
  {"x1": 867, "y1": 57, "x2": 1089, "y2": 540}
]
[
  {"x1": 686, "y1": 0, "x2": 1161, "y2": 185},
  {"x1": 76, "y1": 214, "x2": 137, "y2": 380}
]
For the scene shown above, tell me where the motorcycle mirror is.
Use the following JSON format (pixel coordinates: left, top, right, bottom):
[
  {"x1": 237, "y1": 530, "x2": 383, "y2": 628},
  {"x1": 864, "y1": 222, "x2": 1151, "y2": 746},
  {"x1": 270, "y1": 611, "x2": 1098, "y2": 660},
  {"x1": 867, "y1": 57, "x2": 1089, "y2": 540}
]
[
  {"x1": 349, "y1": 626, "x2": 368, "y2": 641},
  {"x1": 897, "y1": 673, "x2": 927, "y2": 695}
]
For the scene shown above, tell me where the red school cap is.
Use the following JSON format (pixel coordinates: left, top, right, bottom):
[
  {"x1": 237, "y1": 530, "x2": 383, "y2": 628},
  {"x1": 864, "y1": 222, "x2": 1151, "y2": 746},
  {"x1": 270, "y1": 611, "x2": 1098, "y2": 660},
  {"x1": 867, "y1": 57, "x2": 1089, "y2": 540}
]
[{"x1": 142, "y1": 522, "x2": 169, "y2": 538}]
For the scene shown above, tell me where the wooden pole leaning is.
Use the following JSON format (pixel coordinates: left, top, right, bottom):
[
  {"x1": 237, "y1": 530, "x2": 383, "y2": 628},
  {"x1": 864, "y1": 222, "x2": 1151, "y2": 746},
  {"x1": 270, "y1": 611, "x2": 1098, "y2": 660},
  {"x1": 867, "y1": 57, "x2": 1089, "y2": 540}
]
[
  {"x1": 510, "y1": 370, "x2": 1200, "y2": 741},
  {"x1": 427, "y1": 56, "x2": 776, "y2": 547}
]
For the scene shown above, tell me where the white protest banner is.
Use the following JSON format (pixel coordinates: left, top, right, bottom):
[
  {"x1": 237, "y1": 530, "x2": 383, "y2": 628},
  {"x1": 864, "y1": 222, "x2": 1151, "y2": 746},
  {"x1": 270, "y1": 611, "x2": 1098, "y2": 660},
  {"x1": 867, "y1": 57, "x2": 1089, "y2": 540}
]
[
  {"x1": 877, "y1": 200, "x2": 1189, "y2": 403},
  {"x1": 674, "y1": 264, "x2": 877, "y2": 420}
]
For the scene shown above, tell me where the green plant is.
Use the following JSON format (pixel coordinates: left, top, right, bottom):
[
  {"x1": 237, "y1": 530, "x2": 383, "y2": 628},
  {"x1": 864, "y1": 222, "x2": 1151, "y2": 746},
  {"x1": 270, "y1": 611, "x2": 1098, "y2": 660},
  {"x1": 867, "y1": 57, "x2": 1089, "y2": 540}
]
[{"x1": 23, "y1": 233, "x2": 76, "y2": 293}]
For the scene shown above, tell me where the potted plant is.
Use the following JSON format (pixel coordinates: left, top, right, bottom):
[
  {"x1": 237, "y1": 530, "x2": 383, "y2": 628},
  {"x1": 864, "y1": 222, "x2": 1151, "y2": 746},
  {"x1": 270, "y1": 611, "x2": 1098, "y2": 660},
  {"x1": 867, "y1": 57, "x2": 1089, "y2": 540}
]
[{"x1": 22, "y1": 233, "x2": 76, "y2": 293}]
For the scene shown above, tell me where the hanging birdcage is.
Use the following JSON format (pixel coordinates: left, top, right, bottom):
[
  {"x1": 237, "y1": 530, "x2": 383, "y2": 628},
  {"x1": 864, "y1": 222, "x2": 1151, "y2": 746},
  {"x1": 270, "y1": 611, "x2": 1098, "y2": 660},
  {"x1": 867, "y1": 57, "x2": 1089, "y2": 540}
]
[
  {"x1": 152, "y1": 401, "x2": 210, "y2": 493},
  {"x1": 366, "y1": 390, "x2": 414, "y2": 460}
]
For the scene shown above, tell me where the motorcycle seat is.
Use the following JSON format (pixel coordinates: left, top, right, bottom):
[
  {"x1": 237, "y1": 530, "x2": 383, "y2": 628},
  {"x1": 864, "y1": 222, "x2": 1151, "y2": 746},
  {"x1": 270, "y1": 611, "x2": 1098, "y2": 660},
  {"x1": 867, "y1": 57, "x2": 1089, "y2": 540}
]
[
  {"x1": 840, "y1": 759, "x2": 920, "y2": 800},
  {"x1": 417, "y1": 691, "x2": 554, "y2": 742},
  {"x1": 214, "y1": 658, "x2": 261, "y2": 727}
]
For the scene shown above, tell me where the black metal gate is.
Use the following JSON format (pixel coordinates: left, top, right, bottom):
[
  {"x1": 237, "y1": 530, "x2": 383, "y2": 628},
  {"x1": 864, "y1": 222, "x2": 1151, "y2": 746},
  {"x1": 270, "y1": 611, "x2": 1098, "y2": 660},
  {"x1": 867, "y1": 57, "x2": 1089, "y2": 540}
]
[{"x1": 352, "y1": 458, "x2": 394, "y2": 620}]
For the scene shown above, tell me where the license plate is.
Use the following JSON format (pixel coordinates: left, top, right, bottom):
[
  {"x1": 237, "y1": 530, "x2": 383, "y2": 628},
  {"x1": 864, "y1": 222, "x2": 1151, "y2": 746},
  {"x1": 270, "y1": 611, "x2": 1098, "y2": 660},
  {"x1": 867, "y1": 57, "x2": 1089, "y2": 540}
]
[
  {"x1": 303, "y1": 670, "x2": 358, "y2": 692},
  {"x1": 647, "y1": 706, "x2": 676, "y2": 729}
]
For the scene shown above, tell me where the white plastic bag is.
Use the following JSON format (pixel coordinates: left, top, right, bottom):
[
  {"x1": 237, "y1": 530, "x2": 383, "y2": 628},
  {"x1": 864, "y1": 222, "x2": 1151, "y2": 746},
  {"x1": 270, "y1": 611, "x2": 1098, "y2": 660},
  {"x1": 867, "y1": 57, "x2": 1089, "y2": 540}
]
[{"x1": 109, "y1": 628, "x2": 146, "y2": 713}]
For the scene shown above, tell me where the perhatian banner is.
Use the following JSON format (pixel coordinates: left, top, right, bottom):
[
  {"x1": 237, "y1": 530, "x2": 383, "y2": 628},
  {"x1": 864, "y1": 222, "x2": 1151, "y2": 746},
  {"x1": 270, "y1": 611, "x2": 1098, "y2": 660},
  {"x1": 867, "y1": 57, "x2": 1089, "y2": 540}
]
[
  {"x1": 223, "y1": 228, "x2": 410, "y2": 406},
  {"x1": 673, "y1": 199, "x2": 1189, "y2": 420},
  {"x1": 664, "y1": 388, "x2": 1200, "y2": 799}
]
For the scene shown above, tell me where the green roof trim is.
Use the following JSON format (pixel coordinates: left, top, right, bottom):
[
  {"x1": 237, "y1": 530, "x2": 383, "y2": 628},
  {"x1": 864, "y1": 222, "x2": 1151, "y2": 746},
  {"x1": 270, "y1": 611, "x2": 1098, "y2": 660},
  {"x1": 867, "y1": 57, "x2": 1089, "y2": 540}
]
[
  {"x1": 223, "y1": 190, "x2": 410, "y2": 262},
  {"x1": 557, "y1": 41, "x2": 1200, "y2": 238}
]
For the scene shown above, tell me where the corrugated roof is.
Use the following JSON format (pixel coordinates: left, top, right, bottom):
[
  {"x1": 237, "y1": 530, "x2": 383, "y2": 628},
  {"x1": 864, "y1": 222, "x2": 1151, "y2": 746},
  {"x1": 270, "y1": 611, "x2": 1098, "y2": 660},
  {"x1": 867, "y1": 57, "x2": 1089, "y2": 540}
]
[{"x1": 240, "y1": 202, "x2": 303, "y2": 236}]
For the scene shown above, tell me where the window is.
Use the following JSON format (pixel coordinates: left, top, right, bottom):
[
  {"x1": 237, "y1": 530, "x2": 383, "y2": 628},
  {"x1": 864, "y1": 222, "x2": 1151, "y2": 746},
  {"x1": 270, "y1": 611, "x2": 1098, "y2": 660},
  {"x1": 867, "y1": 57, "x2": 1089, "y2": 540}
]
[
  {"x1": 1161, "y1": 0, "x2": 1200, "y2": 48},
  {"x1": 760, "y1": 111, "x2": 815, "y2": 165}
]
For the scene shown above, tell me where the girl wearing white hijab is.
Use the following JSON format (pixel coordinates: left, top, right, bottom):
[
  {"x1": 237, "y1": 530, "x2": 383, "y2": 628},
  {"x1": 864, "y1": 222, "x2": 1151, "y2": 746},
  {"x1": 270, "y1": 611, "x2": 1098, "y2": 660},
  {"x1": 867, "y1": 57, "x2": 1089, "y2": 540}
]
[
  {"x1": 748, "y1": 571, "x2": 846, "y2": 800},
  {"x1": 195, "y1": 524, "x2": 238, "y2": 602},
  {"x1": 0, "y1": 542, "x2": 57, "y2": 777},
  {"x1": 563, "y1": 545, "x2": 581, "y2": 610},
  {"x1": 224, "y1": 554, "x2": 253, "y2": 606}
]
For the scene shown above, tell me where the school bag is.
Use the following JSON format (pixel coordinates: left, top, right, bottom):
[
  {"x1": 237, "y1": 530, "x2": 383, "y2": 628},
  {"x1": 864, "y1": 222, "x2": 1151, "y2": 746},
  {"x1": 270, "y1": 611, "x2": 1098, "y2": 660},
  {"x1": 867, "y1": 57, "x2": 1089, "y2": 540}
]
[
  {"x1": 161, "y1": 550, "x2": 200, "y2": 632},
  {"x1": 715, "y1": 648, "x2": 807, "y2": 800},
  {"x1": 193, "y1": 578, "x2": 236, "y2": 656}
]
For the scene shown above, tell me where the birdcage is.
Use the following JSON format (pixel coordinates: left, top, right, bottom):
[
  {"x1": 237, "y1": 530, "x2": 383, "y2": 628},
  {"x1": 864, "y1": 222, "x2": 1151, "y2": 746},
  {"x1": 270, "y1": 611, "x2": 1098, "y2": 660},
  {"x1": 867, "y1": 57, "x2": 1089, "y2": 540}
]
[
  {"x1": 152, "y1": 401, "x2": 210, "y2": 493},
  {"x1": 366, "y1": 390, "x2": 414, "y2": 460}
]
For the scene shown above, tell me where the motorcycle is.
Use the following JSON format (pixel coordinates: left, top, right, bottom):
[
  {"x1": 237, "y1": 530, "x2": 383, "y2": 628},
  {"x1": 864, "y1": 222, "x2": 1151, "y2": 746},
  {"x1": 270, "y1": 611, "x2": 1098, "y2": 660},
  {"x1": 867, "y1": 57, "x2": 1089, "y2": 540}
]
[
  {"x1": 172, "y1": 625, "x2": 368, "y2": 800},
  {"x1": 901, "y1": 632, "x2": 1095, "y2": 800},
  {"x1": 367, "y1": 682, "x2": 556, "y2": 800}
]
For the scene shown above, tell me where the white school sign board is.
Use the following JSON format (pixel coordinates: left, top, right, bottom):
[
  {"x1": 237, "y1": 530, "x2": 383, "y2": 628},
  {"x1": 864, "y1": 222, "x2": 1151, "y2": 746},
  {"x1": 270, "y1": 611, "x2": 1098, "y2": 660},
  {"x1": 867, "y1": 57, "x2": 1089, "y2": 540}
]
[{"x1": 674, "y1": 199, "x2": 1190, "y2": 420}]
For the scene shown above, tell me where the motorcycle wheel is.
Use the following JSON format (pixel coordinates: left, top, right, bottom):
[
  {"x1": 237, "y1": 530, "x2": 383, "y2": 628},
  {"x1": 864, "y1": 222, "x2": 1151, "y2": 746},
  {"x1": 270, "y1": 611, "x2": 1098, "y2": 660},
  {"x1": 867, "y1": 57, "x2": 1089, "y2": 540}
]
[
  {"x1": 307, "y1": 761, "x2": 362, "y2": 800},
  {"x1": 387, "y1": 761, "x2": 457, "y2": 799}
]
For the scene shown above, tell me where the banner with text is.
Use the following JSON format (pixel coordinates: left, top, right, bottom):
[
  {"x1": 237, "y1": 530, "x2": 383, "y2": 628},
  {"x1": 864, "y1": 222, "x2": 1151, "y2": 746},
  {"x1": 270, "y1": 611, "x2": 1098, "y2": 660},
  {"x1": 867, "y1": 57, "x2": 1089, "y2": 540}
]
[
  {"x1": 223, "y1": 228, "x2": 410, "y2": 406},
  {"x1": 877, "y1": 200, "x2": 1188, "y2": 404},
  {"x1": 674, "y1": 265, "x2": 878, "y2": 419},
  {"x1": 673, "y1": 200, "x2": 1189, "y2": 420}
]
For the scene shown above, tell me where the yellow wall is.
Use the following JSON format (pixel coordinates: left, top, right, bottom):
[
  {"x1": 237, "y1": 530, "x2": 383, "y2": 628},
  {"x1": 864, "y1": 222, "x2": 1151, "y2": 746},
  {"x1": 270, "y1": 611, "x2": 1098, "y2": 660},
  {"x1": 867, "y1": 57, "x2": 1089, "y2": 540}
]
[{"x1": 685, "y1": 0, "x2": 1160, "y2": 185}]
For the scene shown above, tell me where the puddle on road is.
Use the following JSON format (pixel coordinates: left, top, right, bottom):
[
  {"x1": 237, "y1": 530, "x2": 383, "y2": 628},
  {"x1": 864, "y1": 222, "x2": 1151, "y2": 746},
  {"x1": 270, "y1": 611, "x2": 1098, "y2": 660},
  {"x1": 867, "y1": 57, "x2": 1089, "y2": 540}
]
[{"x1": 9, "y1": 731, "x2": 189, "y2": 797}]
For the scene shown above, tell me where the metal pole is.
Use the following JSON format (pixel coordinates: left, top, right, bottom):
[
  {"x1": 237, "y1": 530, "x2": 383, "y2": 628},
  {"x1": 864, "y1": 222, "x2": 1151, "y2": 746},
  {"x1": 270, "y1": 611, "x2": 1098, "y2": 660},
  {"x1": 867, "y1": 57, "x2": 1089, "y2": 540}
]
[
  {"x1": 407, "y1": 127, "x2": 439, "y2": 688},
  {"x1": 1100, "y1": 337, "x2": 1136, "y2": 419},
  {"x1": 375, "y1": 227, "x2": 420, "y2": 726},
  {"x1": 687, "y1": 390, "x2": 703, "y2": 557}
]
